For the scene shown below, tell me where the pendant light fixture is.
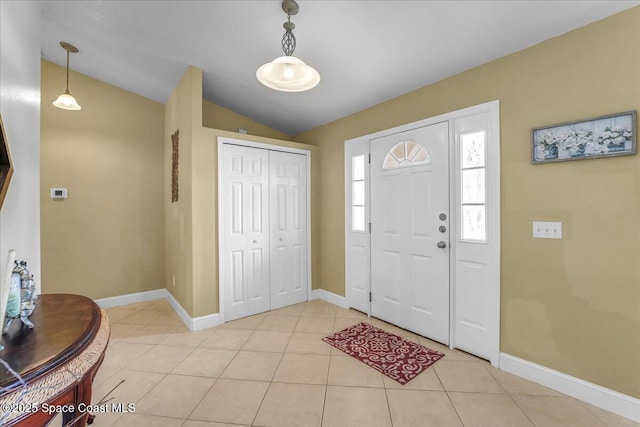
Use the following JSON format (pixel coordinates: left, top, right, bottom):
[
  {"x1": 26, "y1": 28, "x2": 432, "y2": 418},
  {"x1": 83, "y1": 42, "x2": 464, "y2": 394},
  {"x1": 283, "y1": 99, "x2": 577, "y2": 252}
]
[
  {"x1": 53, "y1": 41, "x2": 81, "y2": 110},
  {"x1": 256, "y1": 0, "x2": 320, "y2": 92}
]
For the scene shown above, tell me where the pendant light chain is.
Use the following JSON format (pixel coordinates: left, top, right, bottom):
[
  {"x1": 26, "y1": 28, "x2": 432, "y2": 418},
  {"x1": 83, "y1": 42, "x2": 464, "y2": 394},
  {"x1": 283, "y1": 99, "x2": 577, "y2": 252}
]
[{"x1": 281, "y1": 13, "x2": 296, "y2": 56}]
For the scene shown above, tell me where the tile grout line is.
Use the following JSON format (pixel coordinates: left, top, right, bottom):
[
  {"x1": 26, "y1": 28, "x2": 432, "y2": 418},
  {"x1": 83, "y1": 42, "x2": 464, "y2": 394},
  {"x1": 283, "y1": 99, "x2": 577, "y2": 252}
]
[
  {"x1": 249, "y1": 316, "x2": 291, "y2": 427},
  {"x1": 483, "y1": 365, "x2": 539, "y2": 427},
  {"x1": 321, "y1": 336, "x2": 331, "y2": 427},
  {"x1": 574, "y1": 398, "x2": 618, "y2": 426},
  {"x1": 382, "y1": 383, "x2": 394, "y2": 427},
  {"x1": 113, "y1": 303, "x2": 215, "y2": 423},
  {"x1": 432, "y1": 363, "x2": 467, "y2": 426}
]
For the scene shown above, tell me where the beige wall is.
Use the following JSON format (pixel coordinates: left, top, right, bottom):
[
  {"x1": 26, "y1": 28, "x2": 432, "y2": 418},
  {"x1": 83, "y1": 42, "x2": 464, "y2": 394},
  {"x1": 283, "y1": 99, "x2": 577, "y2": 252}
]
[
  {"x1": 41, "y1": 60, "x2": 165, "y2": 299},
  {"x1": 164, "y1": 66, "x2": 199, "y2": 314},
  {"x1": 165, "y1": 67, "x2": 318, "y2": 317},
  {"x1": 202, "y1": 100, "x2": 292, "y2": 141},
  {"x1": 296, "y1": 8, "x2": 640, "y2": 398}
]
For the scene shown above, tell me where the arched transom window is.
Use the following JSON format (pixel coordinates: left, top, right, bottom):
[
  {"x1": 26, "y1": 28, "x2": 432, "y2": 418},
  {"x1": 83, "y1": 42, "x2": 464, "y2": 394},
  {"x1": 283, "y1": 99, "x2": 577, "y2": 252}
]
[{"x1": 383, "y1": 141, "x2": 432, "y2": 169}]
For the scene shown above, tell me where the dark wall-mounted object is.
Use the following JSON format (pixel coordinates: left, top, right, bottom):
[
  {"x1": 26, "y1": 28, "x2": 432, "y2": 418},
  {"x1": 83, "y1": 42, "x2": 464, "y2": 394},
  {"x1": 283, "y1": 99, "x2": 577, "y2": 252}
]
[
  {"x1": 171, "y1": 129, "x2": 179, "y2": 203},
  {"x1": 0, "y1": 115, "x2": 14, "y2": 209}
]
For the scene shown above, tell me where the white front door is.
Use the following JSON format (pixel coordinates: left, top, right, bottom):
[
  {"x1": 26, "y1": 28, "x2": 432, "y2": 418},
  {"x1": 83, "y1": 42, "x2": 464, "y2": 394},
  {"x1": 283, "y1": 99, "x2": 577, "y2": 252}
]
[
  {"x1": 270, "y1": 151, "x2": 308, "y2": 309},
  {"x1": 370, "y1": 122, "x2": 450, "y2": 344},
  {"x1": 221, "y1": 144, "x2": 271, "y2": 321}
]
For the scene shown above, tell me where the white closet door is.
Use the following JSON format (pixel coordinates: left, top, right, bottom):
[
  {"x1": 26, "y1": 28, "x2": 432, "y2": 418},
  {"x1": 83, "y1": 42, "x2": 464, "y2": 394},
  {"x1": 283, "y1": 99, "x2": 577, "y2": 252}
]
[
  {"x1": 269, "y1": 150, "x2": 308, "y2": 309},
  {"x1": 370, "y1": 122, "x2": 450, "y2": 344},
  {"x1": 222, "y1": 144, "x2": 270, "y2": 321}
]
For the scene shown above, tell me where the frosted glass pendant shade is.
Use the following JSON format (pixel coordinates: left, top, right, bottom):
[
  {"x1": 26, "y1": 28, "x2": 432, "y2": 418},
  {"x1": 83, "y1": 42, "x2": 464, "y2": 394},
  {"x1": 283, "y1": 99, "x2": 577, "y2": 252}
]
[
  {"x1": 256, "y1": 56, "x2": 320, "y2": 92},
  {"x1": 53, "y1": 91, "x2": 81, "y2": 110}
]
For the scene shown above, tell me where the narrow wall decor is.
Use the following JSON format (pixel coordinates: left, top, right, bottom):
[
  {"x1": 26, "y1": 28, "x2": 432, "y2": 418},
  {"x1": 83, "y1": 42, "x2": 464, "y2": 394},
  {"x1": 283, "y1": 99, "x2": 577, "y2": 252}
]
[
  {"x1": 171, "y1": 129, "x2": 179, "y2": 202},
  {"x1": 532, "y1": 111, "x2": 636, "y2": 163},
  {"x1": 0, "y1": 115, "x2": 14, "y2": 210}
]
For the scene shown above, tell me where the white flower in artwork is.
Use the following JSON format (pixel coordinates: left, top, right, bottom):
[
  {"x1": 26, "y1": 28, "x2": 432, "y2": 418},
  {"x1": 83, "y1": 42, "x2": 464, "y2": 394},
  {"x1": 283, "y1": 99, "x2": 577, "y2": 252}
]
[
  {"x1": 536, "y1": 130, "x2": 561, "y2": 147},
  {"x1": 599, "y1": 126, "x2": 632, "y2": 146},
  {"x1": 556, "y1": 128, "x2": 593, "y2": 156},
  {"x1": 585, "y1": 141, "x2": 608, "y2": 155}
]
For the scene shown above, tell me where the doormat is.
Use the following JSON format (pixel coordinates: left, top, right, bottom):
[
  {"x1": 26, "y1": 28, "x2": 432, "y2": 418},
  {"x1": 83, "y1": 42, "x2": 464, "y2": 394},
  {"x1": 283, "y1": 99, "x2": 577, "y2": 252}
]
[{"x1": 322, "y1": 322, "x2": 445, "y2": 384}]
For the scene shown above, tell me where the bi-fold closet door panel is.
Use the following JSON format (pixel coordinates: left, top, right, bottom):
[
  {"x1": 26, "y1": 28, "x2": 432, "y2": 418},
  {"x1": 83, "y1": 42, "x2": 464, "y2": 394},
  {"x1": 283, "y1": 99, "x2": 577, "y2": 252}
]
[
  {"x1": 222, "y1": 144, "x2": 271, "y2": 322},
  {"x1": 222, "y1": 143, "x2": 308, "y2": 322},
  {"x1": 269, "y1": 151, "x2": 308, "y2": 310}
]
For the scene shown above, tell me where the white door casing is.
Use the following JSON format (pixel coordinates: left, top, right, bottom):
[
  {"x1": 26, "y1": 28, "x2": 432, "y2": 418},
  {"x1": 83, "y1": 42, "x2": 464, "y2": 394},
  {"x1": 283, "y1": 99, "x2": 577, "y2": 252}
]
[
  {"x1": 344, "y1": 100, "x2": 500, "y2": 366},
  {"x1": 370, "y1": 122, "x2": 451, "y2": 344},
  {"x1": 270, "y1": 151, "x2": 308, "y2": 309},
  {"x1": 221, "y1": 143, "x2": 270, "y2": 321}
]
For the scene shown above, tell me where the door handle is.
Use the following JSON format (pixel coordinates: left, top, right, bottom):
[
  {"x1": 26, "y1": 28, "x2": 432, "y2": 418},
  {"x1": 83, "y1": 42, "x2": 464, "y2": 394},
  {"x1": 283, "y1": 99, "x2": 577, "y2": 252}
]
[
  {"x1": 437, "y1": 241, "x2": 447, "y2": 249},
  {"x1": 252, "y1": 240, "x2": 257, "y2": 244}
]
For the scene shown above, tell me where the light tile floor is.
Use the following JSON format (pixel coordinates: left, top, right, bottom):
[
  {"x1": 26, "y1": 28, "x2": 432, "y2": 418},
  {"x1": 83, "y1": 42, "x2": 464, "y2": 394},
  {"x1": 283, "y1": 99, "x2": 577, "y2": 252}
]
[{"x1": 61, "y1": 299, "x2": 638, "y2": 427}]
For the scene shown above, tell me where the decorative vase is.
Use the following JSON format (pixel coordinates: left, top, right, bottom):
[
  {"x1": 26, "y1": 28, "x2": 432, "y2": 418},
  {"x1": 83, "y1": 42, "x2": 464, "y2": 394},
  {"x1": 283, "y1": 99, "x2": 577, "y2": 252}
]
[
  {"x1": 607, "y1": 142, "x2": 625, "y2": 152},
  {"x1": 569, "y1": 145, "x2": 586, "y2": 158},
  {"x1": 3, "y1": 260, "x2": 36, "y2": 333},
  {"x1": 19, "y1": 261, "x2": 36, "y2": 327},
  {"x1": 0, "y1": 250, "x2": 16, "y2": 347},
  {"x1": 5, "y1": 271, "x2": 20, "y2": 317},
  {"x1": 544, "y1": 143, "x2": 558, "y2": 160}
]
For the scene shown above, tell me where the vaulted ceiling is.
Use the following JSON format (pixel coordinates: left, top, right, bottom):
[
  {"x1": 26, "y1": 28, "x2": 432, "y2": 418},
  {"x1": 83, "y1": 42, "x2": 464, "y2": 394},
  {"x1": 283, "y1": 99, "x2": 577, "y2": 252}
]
[{"x1": 40, "y1": 1, "x2": 639, "y2": 135}]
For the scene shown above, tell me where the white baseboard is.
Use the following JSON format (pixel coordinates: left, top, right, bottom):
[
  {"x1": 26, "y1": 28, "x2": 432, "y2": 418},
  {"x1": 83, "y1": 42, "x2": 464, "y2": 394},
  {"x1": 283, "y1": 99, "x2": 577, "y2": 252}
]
[
  {"x1": 500, "y1": 353, "x2": 640, "y2": 423},
  {"x1": 94, "y1": 289, "x2": 220, "y2": 332},
  {"x1": 96, "y1": 287, "x2": 348, "y2": 330},
  {"x1": 163, "y1": 289, "x2": 221, "y2": 331},
  {"x1": 311, "y1": 289, "x2": 348, "y2": 308},
  {"x1": 94, "y1": 289, "x2": 166, "y2": 309}
]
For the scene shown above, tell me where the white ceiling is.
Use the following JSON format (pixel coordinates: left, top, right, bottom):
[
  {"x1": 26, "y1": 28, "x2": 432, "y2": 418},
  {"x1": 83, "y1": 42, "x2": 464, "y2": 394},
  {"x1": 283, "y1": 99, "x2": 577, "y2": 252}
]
[{"x1": 40, "y1": 1, "x2": 639, "y2": 135}]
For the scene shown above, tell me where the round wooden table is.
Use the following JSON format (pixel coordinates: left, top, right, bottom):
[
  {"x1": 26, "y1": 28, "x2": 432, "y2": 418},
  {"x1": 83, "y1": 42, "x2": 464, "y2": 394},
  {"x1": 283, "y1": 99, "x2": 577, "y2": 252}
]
[{"x1": 0, "y1": 294, "x2": 110, "y2": 426}]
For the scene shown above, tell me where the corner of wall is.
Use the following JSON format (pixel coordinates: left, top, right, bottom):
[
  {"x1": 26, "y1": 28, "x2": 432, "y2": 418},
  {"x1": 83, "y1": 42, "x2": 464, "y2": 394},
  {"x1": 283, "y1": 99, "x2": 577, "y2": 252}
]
[
  {"x1": 164, "y1": 66, "x2": 196, "y2": 315},
  {"x1": 0, "y1": 1, "x2": 41, "y2": 292}
]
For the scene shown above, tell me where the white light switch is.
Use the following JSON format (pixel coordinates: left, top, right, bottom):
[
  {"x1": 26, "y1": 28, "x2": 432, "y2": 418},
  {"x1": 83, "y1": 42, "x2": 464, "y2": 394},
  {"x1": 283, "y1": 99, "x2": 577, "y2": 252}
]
[
  {"x1": 533, "y1": 221, "x2": 562, "y2": 239},
  {"x1": 50, "y1": 188, "x2": 67, "y2": 200}
]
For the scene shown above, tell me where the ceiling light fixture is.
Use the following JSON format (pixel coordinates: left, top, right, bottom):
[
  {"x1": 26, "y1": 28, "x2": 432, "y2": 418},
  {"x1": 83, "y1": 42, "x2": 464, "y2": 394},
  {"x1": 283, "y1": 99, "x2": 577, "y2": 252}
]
[
  {"x1": 256, "y1": 0, "x2": 320, "y2": 92},
  {"x1": 53, "y1": 41, "x2": 81, "y2": 110}
]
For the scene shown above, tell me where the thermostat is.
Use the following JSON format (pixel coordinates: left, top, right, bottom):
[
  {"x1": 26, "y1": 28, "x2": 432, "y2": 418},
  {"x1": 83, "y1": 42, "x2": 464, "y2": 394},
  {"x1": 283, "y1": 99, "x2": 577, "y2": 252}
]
[{"x1": 50, "y1": 188, "x2": 67, "y2": 200}]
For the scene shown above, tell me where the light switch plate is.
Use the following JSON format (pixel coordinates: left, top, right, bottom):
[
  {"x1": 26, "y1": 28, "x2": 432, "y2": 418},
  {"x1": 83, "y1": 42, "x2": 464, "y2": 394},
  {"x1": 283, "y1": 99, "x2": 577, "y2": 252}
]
[
  {"x1": 50, "y1": 188, "x2": 67, "y2": 200},
  {"x1": 533, "y1": 221, "x2": 562, "y2": 239}
]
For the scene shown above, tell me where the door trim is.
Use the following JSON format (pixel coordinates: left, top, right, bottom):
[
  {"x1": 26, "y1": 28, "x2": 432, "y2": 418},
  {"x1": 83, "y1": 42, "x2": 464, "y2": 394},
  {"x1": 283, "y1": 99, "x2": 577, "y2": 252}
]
[
  {"x1": 344, "y1": 100, "x2": 501, "y2": 366},
  {"x1": 217, "y1": 137, "x2": 312, "y2": 323}
]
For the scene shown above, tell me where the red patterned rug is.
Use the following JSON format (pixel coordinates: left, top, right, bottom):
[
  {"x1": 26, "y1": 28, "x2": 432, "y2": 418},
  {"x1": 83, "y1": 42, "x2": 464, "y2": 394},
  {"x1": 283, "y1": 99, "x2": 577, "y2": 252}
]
[{"x1": 323, "y1": 322, "x2": 445, "y2": 384}]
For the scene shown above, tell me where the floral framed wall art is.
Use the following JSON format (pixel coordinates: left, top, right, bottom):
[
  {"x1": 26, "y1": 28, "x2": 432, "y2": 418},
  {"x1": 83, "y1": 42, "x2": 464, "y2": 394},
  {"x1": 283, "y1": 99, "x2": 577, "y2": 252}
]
[{"x1": 531, "y1": 111, "x2": 636, "y2": 164}]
